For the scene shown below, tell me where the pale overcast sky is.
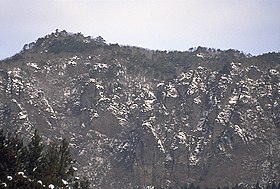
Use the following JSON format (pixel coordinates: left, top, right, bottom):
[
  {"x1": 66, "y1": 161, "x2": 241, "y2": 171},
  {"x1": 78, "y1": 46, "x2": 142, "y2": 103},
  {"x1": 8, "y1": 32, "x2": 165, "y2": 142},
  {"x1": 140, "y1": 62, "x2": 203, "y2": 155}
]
[{"x1": 0, "y1": 0, "x2": 279, "y2": 60}]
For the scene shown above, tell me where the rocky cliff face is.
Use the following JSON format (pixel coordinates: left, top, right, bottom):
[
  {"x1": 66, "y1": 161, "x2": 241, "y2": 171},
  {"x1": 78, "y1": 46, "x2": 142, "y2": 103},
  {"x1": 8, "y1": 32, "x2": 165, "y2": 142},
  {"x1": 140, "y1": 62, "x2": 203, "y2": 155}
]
[{"x1": 0, "y1": 31, "x2": 279, "y2": 188}]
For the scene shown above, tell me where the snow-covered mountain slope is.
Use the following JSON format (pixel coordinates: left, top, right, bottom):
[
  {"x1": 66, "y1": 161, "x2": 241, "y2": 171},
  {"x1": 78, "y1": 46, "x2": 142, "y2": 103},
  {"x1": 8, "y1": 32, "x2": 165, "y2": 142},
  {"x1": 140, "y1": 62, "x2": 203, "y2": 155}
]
[{"x1": 0, "y1": 31, "x2": 279, "y2": 188}]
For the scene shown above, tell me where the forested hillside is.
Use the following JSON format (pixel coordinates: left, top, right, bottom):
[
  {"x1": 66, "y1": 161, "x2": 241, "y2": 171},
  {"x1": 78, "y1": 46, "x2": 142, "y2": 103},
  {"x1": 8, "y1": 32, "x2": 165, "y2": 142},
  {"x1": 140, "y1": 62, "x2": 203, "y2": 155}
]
[{"x1": 0, "y1": 30, "x2": 279, "y2": 188}]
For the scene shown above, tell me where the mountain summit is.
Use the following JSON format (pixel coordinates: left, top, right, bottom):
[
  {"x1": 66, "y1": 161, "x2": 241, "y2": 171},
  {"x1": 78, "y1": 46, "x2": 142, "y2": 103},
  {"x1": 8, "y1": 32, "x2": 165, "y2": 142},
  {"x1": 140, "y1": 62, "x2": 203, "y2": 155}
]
[{"x1": 0, "y1": 30, "x2": 280, "y2": 188}]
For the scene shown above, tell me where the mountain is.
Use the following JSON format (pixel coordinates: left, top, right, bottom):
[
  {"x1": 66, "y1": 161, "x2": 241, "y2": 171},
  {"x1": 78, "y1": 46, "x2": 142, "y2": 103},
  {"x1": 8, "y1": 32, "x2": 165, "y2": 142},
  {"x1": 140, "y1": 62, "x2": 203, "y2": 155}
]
[{"x1": 0, "y1": 30, "x2": 280, "y2": 188}]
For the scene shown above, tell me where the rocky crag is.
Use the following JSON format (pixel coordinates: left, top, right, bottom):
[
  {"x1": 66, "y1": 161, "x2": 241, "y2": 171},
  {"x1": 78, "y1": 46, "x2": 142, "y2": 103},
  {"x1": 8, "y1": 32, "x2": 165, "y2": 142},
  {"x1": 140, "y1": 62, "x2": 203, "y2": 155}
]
[{"x1": 0, "y1": 30, "x2": 279, "y2": 188}]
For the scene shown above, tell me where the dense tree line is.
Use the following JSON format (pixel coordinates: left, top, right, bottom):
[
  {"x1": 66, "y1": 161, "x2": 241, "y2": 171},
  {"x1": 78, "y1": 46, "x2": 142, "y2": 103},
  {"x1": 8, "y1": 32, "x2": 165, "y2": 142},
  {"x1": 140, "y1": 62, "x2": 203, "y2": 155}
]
[
  {"x1": 0, "y1": 129, "x2": 89, "y2": 189},
  {"x1": 48, "y1": 32, "x2": 106, "y2": 54}
]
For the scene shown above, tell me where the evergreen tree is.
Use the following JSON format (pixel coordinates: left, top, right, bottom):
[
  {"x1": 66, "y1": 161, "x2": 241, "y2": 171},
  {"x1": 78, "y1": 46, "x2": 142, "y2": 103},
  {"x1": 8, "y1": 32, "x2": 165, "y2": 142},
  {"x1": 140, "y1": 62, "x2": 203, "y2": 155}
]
[
  {"x1": 42, "y1": 141, "x2": 60, "y2": 185},
  {"x1": 272, "y1": 182, "x2": 277, "y2": 189},
  {"x1": 73, "y1": 178, "x2": 91, "y2": 189},
  {"x1": 0, "y1": 130, "x2": 26, "y2": 177},
  {"x1": 0, "y1": 129, "x2": 89, "y2": 189},
  {"x1": 266, "y1": 183, "x2": 272, "y2": 189},
  {"x1": 25, "y1": 129, "x2": 44, "y2": 179},
  {"x1": 255, "y1": 181, "x2": 262, "y2": 189},
  {"x1": 42, "y1": 138, "x2": 74, "y2": 187},
  {"x1": 58, "y1": 138, "x2": 73, "y2": 180},
  {"x1": 189, "y1": 183, "x2": 196, "y2": 189},
  {"x1": 0, "y1": 129, "x2": 7, "y2": 180}
]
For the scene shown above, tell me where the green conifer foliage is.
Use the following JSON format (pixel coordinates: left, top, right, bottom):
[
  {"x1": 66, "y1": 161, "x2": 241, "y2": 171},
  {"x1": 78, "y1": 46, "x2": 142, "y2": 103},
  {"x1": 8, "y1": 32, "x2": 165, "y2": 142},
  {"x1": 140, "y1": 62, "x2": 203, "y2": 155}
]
[
  {"x1": 0, "y1": 129, "x2": 89, "y2": 189},
  {"x1": 26, "y1": 129, "x2": 44, "y2": 179},
  {"x1": 58, "y1": 139, "x2": 73, "y2": 180}
]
